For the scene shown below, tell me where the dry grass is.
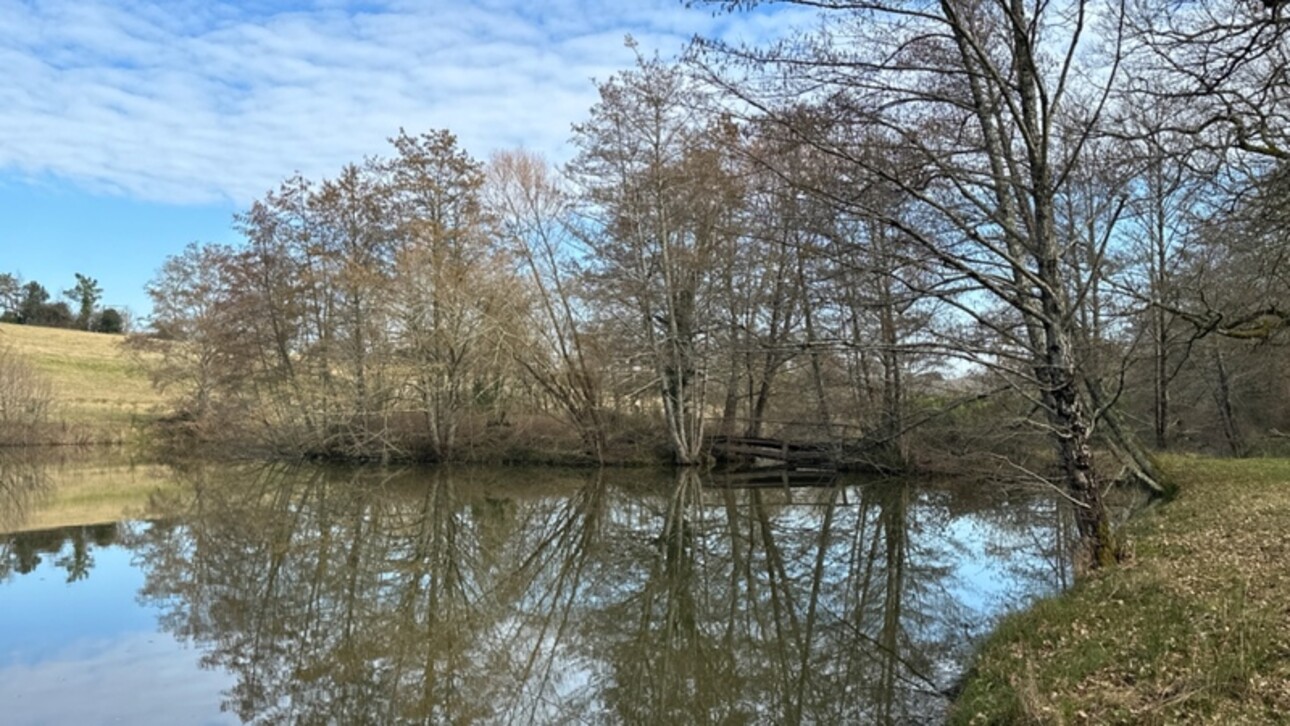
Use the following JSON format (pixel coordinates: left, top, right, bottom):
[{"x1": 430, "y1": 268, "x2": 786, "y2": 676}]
[
  {"x1": 0, "y1": 322, "x2": 162, "y2": 440},
  {"x1": 952, "y1": 455, "x2": 1290, "y2": 725}
]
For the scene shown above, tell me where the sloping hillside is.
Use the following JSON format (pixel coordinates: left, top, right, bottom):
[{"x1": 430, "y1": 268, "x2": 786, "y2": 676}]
[{"x1": 0, "y1": 323, "x2": 160, "y2": 441}]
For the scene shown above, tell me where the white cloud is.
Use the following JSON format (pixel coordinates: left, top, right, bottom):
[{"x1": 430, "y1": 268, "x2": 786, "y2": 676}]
[{"x1": 0, "y1": 0, "x2": 808, "y2": 205}]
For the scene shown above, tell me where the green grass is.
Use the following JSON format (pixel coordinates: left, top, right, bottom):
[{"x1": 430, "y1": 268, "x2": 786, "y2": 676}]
[
  {"x1": 0, "y1": 322, "x2": 162, "y2": 440},
  {"x1": 952, "y1": 456, "x2": 1290, "y2": 725}
]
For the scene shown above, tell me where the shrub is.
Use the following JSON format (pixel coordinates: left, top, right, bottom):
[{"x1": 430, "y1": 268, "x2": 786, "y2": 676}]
[
  {"x1": 0, "y1": 343, "x2": 53, "y2": 444},
  {"x1": 93, "y1": 308, "x2": 126, "y2": 334}
]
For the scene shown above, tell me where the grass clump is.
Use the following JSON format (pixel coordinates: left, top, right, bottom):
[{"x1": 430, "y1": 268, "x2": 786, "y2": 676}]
[{"x1": 951, "y1": 456, "x2": 1290, "y2": 725}]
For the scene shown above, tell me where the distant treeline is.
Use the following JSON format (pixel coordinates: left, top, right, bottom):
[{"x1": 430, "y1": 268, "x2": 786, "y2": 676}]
[{"x1": 0, "y1": 272, "x2": 126, "y2": 333}]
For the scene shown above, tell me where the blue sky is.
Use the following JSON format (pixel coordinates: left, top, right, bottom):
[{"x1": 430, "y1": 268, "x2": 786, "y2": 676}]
[{"x1": 0, "y1": 0, "x2": 806, "y2": 320}]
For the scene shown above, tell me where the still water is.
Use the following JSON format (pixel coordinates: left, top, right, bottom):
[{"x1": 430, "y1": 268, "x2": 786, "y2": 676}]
[{"x1": 0, "y1": 456, "x2": 1071, "y2": 725}]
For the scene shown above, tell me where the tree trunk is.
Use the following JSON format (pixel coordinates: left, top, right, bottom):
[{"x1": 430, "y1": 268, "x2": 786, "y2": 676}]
[
  {"x1": 1211, "y1": 345, "x2": 1246, "y2": 457},
  {"x1": 1084, "y1": 376, "x2": 1170, "y2": 495},
  {"x1": 1049, "y1": 357, "x2": 1116, "y2": 569},
  {"x1": 1152, "y1": 219, "x2": 1171, "y2": 450},
  {"x1": 800, "y1": 273, "x2": 833, "y2": 441}
]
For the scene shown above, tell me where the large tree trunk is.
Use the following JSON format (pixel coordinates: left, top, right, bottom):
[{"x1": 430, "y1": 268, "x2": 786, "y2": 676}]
[
  {"x1": 1052, "y1": 368, "x2": 1116, "y2": 568},
  {"x1": 800, "y1": 273, "x2": 834, "y2": 441},
  {"x1": 1033, "y1": 256, "x2": 1118, "y2": 567},
  {"x1": 876, "y1": 264, "x2": 905, "y2": 464},
  {"x1": 1016, "y1": 0, "x2": 1117, "y2": 568}
]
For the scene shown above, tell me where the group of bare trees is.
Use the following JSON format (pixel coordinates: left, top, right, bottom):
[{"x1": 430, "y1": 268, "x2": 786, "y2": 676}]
[
  {"x1": 142, "y1": 2, "x2": 1290, "y2": 564},
  {"x1": 142, "y1": 131, "x2": 523, "y2": 460},
  {"x1": 683, "y1": 0, "x2": 1290, "y2": 564},
  {"x1": 144, "y1": 64, "x2": 927, "y2": 468}
]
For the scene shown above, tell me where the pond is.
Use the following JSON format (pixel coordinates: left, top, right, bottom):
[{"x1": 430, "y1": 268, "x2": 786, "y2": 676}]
[{"x1": 0, "y1": 454, "x2": 1073, "y2": 725}]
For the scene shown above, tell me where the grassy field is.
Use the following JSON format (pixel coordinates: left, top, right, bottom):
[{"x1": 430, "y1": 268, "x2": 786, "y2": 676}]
[
  {"x1": 0, "y1": 322, "x2": 162, "y2": 442},
  {"x1": 952, "y1": 456, "x2": 1290, "y2": 725}
]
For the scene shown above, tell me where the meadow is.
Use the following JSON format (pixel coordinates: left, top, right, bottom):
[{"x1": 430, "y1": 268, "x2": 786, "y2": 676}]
[{"x1": 0, "y1": 322, "x2": 161, "y2": 444}]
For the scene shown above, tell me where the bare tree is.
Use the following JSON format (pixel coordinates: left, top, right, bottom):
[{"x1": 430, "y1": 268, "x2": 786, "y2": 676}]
[
  {"x1": 569, "y1": 49, "x2": 739, "y2": 464},
  {"x1": 692, "y1": 0, "x2": 1159, "y2": 566},
  {"x1": 311, "y1": 160, "x2": 396, "y2": 430},
  {"x1": 488, "y1": 150, "x2": 611, "y2": 461},
  {"x1": 711, "y1": 125, "x2": 809, "y2": 441},
  {"x1": 387, "y1": 130, "x2": 521, "y2": 460},
  {"x1": 139, "y1": 242, "x2": 249, "y2": 430}
]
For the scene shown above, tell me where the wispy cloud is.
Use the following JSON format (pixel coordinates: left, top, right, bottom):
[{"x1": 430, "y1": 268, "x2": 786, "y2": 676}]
[{"x1": 0, "y1": 0, "x2": 806, "y2": 205}]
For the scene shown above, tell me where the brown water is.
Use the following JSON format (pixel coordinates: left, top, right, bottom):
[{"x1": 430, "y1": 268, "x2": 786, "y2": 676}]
[{"x1": 0, "y1": 457, "x2": 1072, "y2": 725}]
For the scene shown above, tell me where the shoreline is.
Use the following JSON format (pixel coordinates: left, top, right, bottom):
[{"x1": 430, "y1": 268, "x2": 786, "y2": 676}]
[{"x1": 950, "y1": 456, "x2": 1290, "y2": 724}]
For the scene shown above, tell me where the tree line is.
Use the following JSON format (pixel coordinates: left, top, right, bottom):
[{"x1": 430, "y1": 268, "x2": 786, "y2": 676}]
[
  {"x1": 140, "y1": 2, "x2": 1290, "y2": 567},
  {"x1": 0, "y1": 272, "x2": 125, "y2": 333}
]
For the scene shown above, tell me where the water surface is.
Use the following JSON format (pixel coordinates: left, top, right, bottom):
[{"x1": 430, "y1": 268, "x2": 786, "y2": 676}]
[{"x1": 0, "y1": 457, "x2": 1071, "y2": 724}]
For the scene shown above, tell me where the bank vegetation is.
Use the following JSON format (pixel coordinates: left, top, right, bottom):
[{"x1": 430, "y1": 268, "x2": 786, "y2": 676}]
[{"x1": 952, "y1": 456, "x2": 1290, "y2": 724}]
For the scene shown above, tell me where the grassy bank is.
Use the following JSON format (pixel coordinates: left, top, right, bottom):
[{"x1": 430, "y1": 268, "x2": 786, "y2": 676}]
[
  {"x1": 0, "y1": 322, "x2": 161, "y2": 443},
  {"x1": 952, "y1": 456, "x2": 1290, "y2": 724}
]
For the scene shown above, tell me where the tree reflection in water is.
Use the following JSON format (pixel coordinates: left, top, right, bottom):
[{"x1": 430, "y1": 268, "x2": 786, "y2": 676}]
[
  {"x1": 117, "y1": 463, "x2": 1068, "y2": 725},
  {"x1": 0, "y1": 452, "x2": 51, "y2": 537},
  {"x1": 0, "y1": 453, "x2": 53, "y2": 580}
]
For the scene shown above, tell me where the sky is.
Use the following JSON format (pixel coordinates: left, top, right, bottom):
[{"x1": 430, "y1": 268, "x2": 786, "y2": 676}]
[{"x1": 0, "y1": 0, "x2": 808, "y2": 320}]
